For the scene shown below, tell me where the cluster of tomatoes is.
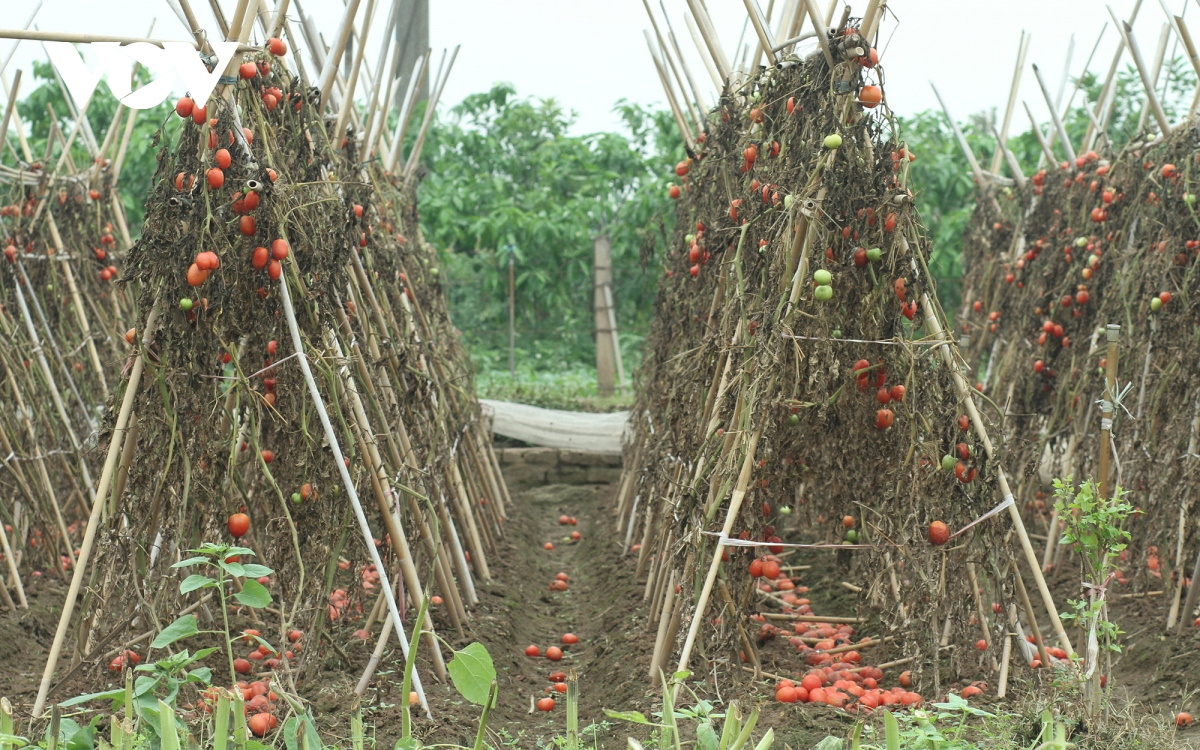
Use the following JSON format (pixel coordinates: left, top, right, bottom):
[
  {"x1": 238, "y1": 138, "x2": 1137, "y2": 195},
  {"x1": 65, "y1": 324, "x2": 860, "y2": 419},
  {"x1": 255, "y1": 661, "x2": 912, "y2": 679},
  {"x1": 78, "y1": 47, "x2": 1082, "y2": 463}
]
[
  {"x1": 233, "y1": 628, "x2": 300, "y2": 675},
  {"x1": 524, "y1": 632, "x2": 580, "y2": 711},
  {"x1": 851, "y1": 358, "x2": 905, "y2": 431}
]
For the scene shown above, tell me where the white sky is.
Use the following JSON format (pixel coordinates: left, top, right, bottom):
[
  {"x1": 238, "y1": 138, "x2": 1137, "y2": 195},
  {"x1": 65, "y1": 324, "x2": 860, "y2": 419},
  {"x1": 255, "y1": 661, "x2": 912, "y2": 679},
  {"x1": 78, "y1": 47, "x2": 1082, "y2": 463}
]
[{"x1": 0, "y1": 1, "x2": 1191, "y2": 137}]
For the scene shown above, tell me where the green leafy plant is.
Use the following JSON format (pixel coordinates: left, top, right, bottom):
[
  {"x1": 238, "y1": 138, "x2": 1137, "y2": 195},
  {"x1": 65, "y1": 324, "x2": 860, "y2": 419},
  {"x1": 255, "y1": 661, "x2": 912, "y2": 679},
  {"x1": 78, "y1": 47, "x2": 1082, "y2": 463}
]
[
  {"x1": 1052, "y1": 476, "x2": 1132, "y2": 715},
  {"x1": 169, "y1": 543, "x2": 276, "y2": 684},
  {"x1": 605, "y1": 671, "x2": 772, "y2": 750}
]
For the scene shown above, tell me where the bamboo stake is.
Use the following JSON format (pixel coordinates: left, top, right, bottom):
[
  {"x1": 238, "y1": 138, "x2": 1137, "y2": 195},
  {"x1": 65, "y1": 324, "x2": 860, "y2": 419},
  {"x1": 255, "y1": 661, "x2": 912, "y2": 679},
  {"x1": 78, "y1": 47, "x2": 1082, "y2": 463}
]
[
  {"x1": 332, "y1": 0, "x2": 379, "y2": 148},
  {"x1": 648, "y1": 569, "x2": 677, "y2": 681},
  {"x1": 31, "y1": 293, "x2": 162, "y2": 719},
  {"x1": 989, "y1": 31, "x2": 1029, "y2": 176},
  {"x1": 660, "y1": 5, "x2": 709, "y2": 113},
  {"x1": 384, "y1": 50, "x2": 428, "y2": 173},
  {"x1": 742, "y1": 0, "x2": 778, "y2": 66},
  {"x1": 1012, "y1": 563, "x2": 1051, "y2": 670},
  {"x1": 1086, "y1": 1, "x2": 1142, "y2": 150},
  {"x1": 646, "y1": 34, "x2": 696, "y2": 148},
  {"x1": 988, "y1": 122, "x2": 1026, "y2": 189},
  {"x1": 0, "y1": 27, "x2": 254, "y2": 50},
  {"x1": 1023, "y1": 102, "x2": 1060, "y2": 167},
  {"x1": 0, "y1": 508, "x2": 26, "y2": 608},
  {"x1": 930, "y1": 82, "x2": 986, "y2": 185},
  {"x1": 1135, "y1": 23, "x2": 1171, "y2": 134},
  {"x1": 316, "y1": 0, "x2": 364, "y2": 110},
  {"x1": 1166, "y1": 492, "x2": 1190, "y2": 628},
  {"x1": 1179, "y1": 545, "x2": 1200, "y2": 635},
  {"x1": 643, "y1": 0, "x2": 703, "y2": 131},
  {"x1": 801, "y1": 0, "x2": 835, "y2": 69},
  {"x1": 361, "y1": 0, "x2": 399, "y2": 157},
  {"x1": 403, "y1": 46, "x2": 458, "y2": 182},
  {"x1": 676, "y1": 425, "x2": 764, "y2": 673},
  {"x1": 1116, "y1": 17, "x2": 1172, "y2": 135},
  {"x1": 276, "y1": 273, "x2": 431, "y2": 717},
  {"x1": 0, "y1": 69, "x2": 19, "y2": 155},
  {"x1": 684, "y1": 12, "x2": 723, "y2": 92},
  {"x1": 966, "y1": 563, "x2": 993, "y2": 653},
  {"x1": 917, "y1": 285, "x2": 1074, "y2": 656},
  {"x1": 1173, "y1": 15, "x2": 1200, "y2": 118},
  {"x1": 683, "y1": 0, "x2": 731, "y2": 83},
  {"x1": 47, "y1": 216, "x2": 109, "y2": 399}
]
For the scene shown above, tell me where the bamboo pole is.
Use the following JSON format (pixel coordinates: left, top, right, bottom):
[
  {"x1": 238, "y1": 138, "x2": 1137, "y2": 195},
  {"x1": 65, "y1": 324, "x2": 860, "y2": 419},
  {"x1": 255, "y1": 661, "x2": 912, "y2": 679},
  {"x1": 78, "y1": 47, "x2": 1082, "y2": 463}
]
[
  {"x1": 317, "y1": 0, "x2": 364, "y2": 110},
  {"x1": 276, "y1": 272, "x2": 431, "y2": 717},
  {"x1": 1023, "y1": 102, "x2": 1060, "y2": 167},
  {"x1": 683, "y1": 0, "x2": 731, "y2": 83},
  {"x1": 676, "y1": 424, "x2": 764, "y2": 673},
  {"x1": 1172, "y1": 15, "x2": 1200, "y2": 119},
  {"x1": 988, "y1": 122, "x2": 1026, "y2": 189},
  {"x1": 332, "y1": 0, "x2": 379, "y2": 148},
  {"x1": 384, "y1": 50, "x2": 428, "y2": 173},
  {"x1": 1012, "y1": 563, "x2": 1051, "y2": 670},
  {"x1": 989, "y1": 31, "x2": 1029, "y2": 175},
  {"x1": 1116, "y1": 17, "x2": 1172, "y2": 135},
  {"x1": 916, "y1": 283, "x2": 1074, "y2": 656},
  {"x1": 0, "y1": 27, "x2": 254, "y2": 50},
  {"x1": 403, "y1": 46, "x2": 459, "y2": 182},
  {"x1": 742, "y1": 0, "x2": 778, "y2": 66},
  {"x1": 659, "y1": 4, "x2": 708, "y2": 113},
  {"x1": 1086, "y1": 1, "x2": 1142, "y2": 150},
  {"x1": 31, "y1": 294, "x2": 162, "y2": 719},
  {"x1": 0, "y1": 69, "x2": 19, "y2": 154},
  {"x1": 47, "y1": 215, "x2": 109, "y2": 399},
  {"x1": 646, "y1": 34, "x2": 696, "y2": 148},
  {"x1": 684, "y1": 12, "x2": 723, "y2": 92},
  {"x1": 801, "y1": 0, "x2": 835, "y2": 69},
  {"x1": 0, "y1": 508, "x2": 26, "y2": 608},
  {"x1": 1135, "y1": 23, "x2": 1170, "y2": 135},
  {"x1": 360, "y1": 0, "x2": 399, "y2": 157},
  {"x1": 644, "y1": 0, "x2": 704, "y2": 131},
  {"x1": 930, "y1": 82, "x2": 986, "y2": 185}
]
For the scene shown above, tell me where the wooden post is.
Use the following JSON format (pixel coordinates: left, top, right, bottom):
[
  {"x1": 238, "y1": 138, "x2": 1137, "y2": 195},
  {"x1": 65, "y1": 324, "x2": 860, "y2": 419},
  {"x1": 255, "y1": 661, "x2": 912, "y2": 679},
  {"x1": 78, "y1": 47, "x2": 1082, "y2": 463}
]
[
  {"x1": 1098, "y1": 325, "x2": 1119, "y2": 500},
  {"x1": 594, "y1": 235, "x2": 616, "y2": 397}
]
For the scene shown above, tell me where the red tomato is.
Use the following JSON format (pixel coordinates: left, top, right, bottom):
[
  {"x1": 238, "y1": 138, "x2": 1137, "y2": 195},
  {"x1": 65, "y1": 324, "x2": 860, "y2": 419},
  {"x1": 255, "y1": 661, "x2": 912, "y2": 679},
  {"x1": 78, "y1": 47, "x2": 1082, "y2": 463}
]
[
  {"x1": 545, "y1": 646, "x2": 563, "y2": 661},
  {"x1": 216, "y1": 148, "x2": 232, "y2": 169},
  {"x1": 239, "y1": 62, "x2": 258, "y2": 80},
  {"x1": 228, "y1": 512, "x2": 251, "y2": 538},
  {"x1": 525, "y1": 645, "x2": 540, "y2": 658},
  {"x1": 268, "y1": 37, "x2": 287, "y2": 56},
  {"x1": 207, "y1": 168, "x2": 224, "y2": 189},
  {"x1": 928, "y1": 521, "x2": 949, "y2": 545},
  {"x1": 537, "y1": 697, "x2": 556, "y2": 711},
  {"x1": 252, "y1": 246, "x2": 269, "y2": 270}
]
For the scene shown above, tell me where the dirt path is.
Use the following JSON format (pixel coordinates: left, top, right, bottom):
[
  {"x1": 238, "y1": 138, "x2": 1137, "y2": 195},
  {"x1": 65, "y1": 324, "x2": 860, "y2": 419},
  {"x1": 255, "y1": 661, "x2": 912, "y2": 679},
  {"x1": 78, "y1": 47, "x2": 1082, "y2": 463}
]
[{"x1": 401, "y1": 481, "x2": 657, "y2": 748}]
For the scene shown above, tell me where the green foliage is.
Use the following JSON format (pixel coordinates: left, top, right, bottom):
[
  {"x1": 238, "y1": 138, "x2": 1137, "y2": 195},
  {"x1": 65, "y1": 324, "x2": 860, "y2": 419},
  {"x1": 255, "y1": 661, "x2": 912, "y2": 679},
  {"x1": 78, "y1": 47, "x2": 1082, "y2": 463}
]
[
  {"x1": 476, "y1": 364, "x2": 631, "y2": 412},
  {"x1": 1052, "y1": 477, "x2": 1131, "y2": 655},
  {"x1": 446, "y1": 642, "x2": 497, "y2": 706},
  {"x1": 417, "y1": 83, "x2": 682, "y2": 369},
  {"x1": 12, "y1": 60, "x2": 178, "y2": 230}
]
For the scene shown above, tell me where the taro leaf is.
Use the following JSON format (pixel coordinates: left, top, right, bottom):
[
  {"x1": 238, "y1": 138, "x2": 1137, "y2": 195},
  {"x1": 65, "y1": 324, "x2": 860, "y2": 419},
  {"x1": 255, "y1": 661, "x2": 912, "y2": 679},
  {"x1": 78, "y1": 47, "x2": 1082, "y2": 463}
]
[
  {"x1": 180, "y1": 575, "x2": 215, "y2": 594},
  {"x1": 234, "y1": 579, "x2": 272, "y2": 608},
  {"x1": 447, "y1": 642, "x2": 495, "y2": 706},
  {"x1": 151, "y1": 615, "x2": 199, "y2": 648},
  {"x1": 696, "y1": 721, "x2": 719, "y2": 750},
  {"x1": 171, "y1": 556, "x2": 209, "y2": 569},
  {"x1": 58, "y1": 689, "x2": 124, "y2": 708}
]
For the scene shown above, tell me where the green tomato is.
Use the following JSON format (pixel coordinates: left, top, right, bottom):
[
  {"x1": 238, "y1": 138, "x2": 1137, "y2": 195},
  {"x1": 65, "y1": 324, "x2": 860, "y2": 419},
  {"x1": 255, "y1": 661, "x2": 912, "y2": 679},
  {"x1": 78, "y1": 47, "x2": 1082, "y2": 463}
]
[
  {"x1": 866, "y1": 247, "x2": 882, "y2": 262},
  {"x1": 941, "y1": 454, "x2": 956, "y2": 472},
  {"x1": 778, "y1": 506, "x2": 792, "y2": 516},
  {"x1": 788, "y1": 413, "x2": 800, "y2": 425},
  {"x1": 823, "y1": 133, "x2": 843, "y2": 149},
  {"x1": 814, "y1": 269, "x2": 832, "y2": 286},
  {"x1": 814, "y1": 285, "x2": 833, "y2": 301},
  {"x1": 685, "y1": 233, "x2": 696, "y2": 245},
  {"x1": 784, "y1": 194, "x2": 795, "y2": 209},
  {"x1": 1074, "y1": 237, "x2": 1088, "y2": 248},
  {"x1": 831, "y1": 329, "x2": 842, "y2": 338},
  {"x1": 845, "y1": 529, "x2": 860, "y2": 543},
  {"x1": 291, "y1": 492, "x2": 302, "y2": 503},
  {"x1": 179, "y1": 297, "x2": 194, "y2": 311},
  {"x1": 1151, "y1": 297, "x2": 1162, "y2": 312},
  {"x1": 1186, "y1": 193, "x2": 1197, "y2": 206},
  {"x1": 430, "y1": 267, "x2": 439, "y2": 276}
]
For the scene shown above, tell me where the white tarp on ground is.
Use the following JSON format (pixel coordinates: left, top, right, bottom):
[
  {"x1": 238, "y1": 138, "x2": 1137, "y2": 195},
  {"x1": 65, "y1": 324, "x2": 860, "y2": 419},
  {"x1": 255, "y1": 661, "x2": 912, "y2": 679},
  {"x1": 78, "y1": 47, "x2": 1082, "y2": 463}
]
[{"x1": 480, "y1": 399, "x2": 629, "y2": 455}]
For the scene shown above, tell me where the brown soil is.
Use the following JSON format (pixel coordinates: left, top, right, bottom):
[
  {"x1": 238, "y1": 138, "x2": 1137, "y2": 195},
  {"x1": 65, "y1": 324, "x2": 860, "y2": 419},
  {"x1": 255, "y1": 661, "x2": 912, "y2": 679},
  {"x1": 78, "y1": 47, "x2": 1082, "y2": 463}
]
[{"x1": 1, "y1": 481, "x2": 1198, "y2": 749}]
